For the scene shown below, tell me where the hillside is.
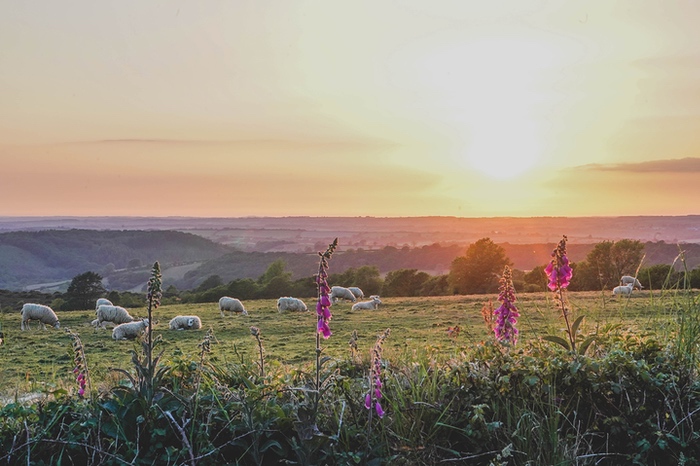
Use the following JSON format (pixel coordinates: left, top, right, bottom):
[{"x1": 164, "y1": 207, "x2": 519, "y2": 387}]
[
  {"x1": 0, "y1": 227, "x2": 699, "y2": 292},
  {"x1": 0, "y1": 230, "x2": 233, "y2": 291},
  {"x1": 175, "y1": 241, "x2": 700, "y2": 290}
]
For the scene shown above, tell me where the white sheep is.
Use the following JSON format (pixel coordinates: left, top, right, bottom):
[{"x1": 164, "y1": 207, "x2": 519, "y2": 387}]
[
  {"x1": 347, "y1": 287, "x2": 365, "y2": 299},
  {"x1": 620, "y1": 275, "x2": 643, "y2": 290},
  {"x1": 95, "y1": 304, "x2": 135, "y2": 329},
  {"x1": 20, "y1": 303, "x2": 60, "y2": 330},
  {"x1": 330, "y1": 286, "x2": 357, "y2": 303},
  {"x1": 112, "y1": 319, "x2": 150, "y2": 340},
  {"x1": 612, "y1": 284, "x2": 634, "y2": 296},
  {"x1": 95, "y1": 298, "x2": 113, "y2": 311},
  {"x1": 277, "y1": 297, "x2": 308, "y2": 312},
  {"x1": 169, "y1": 315, "x2": 202, "y2": 330},
  {"x1": 219, "y1": 296, "x2": 248, "y2": 316},
  {"x1": 351, "y1": 295, "x2": 382, "y2": 311}
]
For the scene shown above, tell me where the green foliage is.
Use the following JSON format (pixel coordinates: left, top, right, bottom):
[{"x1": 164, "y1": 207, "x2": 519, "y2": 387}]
[
  {"x1": 574, "y1": 239, "x2": 645, "y2": 291},
  {"x1": 449, "y1": 238, "x2": 512, "y2": 294},
  {"x1": 329, "y1": 265, "x2": 383, "y2": 296},
  {"x1": 382, "y1": 269, "x2": 431, "y2": 297},
  {"x1": 542, "y1": 315, "x2": 597, "y2": 356},
  {"x1": 64, "y1": 271, "x2": 106, "y2": 311},
  {"x1": 5, "y1": 290, "x2": 700, "y2": 464}
]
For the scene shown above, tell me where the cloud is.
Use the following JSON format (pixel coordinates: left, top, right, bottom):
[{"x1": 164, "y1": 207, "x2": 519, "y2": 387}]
[{"x1": 577, "y1": 157, "x2": 700, "y2": 173}]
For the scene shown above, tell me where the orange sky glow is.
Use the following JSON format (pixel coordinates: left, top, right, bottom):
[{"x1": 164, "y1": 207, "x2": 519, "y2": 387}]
[{"x1": 2, "y1": 1, "x2": 699, "y2": 218}]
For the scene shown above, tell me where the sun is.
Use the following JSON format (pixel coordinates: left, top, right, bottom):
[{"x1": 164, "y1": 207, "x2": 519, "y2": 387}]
[
  {"x1": 466, "y1": 118, "x2": 542, "y2": 179},
  {"x1": 411, "y1": 35, "x2": 558, "y2": 179}
]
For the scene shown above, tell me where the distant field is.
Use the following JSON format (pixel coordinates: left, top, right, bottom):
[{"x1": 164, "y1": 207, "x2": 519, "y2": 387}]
[{"x1": 0, "y1": 291, "x2": 682, "y2": 399}]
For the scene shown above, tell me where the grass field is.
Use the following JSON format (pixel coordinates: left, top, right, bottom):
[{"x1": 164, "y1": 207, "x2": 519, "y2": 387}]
[{"x1": 0, "y1": 290, "x2": 683, "y2": 399}]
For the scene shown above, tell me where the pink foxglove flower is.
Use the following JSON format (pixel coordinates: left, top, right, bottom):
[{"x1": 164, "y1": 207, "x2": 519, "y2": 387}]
[{"x1": 545, "y1": 236, "x2": 573, "y2": 291}]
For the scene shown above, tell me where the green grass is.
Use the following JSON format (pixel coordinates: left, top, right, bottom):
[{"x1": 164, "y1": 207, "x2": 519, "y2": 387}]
[{"x1": 0, "y1": 290, "x2": 684, "y2": 399}]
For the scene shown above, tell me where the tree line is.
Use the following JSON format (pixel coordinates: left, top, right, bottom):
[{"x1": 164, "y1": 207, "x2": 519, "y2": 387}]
[{"x1": 4, "y1": 237, "x2": 699, "y2": 312}]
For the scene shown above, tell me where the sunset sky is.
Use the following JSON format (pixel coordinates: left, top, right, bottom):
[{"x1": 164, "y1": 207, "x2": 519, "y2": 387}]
[{"x1": 2, "y1": 1, "x2": 699, "y2": 218}]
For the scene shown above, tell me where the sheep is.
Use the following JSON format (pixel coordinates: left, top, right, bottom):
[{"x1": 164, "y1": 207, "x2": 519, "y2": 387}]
[
  {"x1": 330, "y1": 286, "x2": 357, "y2": 303},
  {"x1": 112, "y1": 319, "x2": 150, "y2": 340},
  {"x1": 169, "y1": 315, "x2": 202, "y2": 330},
  {"x1": 20, "y1": 303, "x2": 60, "y2": 330},
  {"x1": 219, "y1": 296, "x2": 248, "y2": 316},
  {"x1": 612, "y1": 284, "x2": 634, "y2": 296},
  {"x1": 95, "y1": 298, "x2": 113, "y2": 311},
  {"x1": 277, "y1": 297, "x2": 308, "y2": 312},
  {"x1": 620, "y1": 275, "x2": 643, "y2": 290},
  {"x1": 351, "y1": 295, "x2": 382, "y2": 311},
  {"x1": 347, "y1": 286, "x2": 365, "y2": 299},
  {"x1": 95, "y1": 304, "x2": 135, "y2": 329}
]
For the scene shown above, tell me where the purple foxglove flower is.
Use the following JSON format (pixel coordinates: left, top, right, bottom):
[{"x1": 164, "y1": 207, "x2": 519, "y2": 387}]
[
  {"x1": 365, "y1": 393, "x2": 372, "y2": 409},
  {"x1": 375, "y1": 402, "x2": 385, "y2": 418},
  {"x1": 318, "y1": 319, "x2": 332, "y2": 339},
  {"x1": 493, "y1": 266, "x2": 520, "y2": 345}
]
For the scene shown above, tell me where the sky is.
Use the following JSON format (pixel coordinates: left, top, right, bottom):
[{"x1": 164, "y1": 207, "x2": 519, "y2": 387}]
[{"x1": 1, "y1": 1, "x2": 700, "y2": 218}]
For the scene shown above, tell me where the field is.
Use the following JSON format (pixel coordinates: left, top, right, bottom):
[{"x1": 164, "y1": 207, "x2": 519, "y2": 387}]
[{"x1": 0, "y1": 290, "x2": 677, "y2": 399}]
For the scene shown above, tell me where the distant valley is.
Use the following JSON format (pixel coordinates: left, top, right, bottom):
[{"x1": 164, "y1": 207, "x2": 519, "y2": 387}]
[{"x1": 0, "y1": 215, "x2": 699, "y2": 292}]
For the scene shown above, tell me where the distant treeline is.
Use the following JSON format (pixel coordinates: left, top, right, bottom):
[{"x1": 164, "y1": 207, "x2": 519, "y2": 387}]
[{"x1": 1, "y1": 229, "x2": 700, "y2": 296}]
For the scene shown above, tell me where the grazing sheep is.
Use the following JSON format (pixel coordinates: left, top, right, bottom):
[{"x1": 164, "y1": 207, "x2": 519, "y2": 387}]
[
  {"x1": 95, "y1": 298, "x2": 113, "y2": 310},
  {"x1": 219, "y1": 296, "x2": 248, "y2": 316},
  {"x1": 20, "y1": 303, "x2": 60, "y2": 330},
  {"x1": 330, "y1": 286, "x2": 357, "y2": 303},
  {"x1": 277, "y1": 297, "x2": 308, "y2": 312},
  {"x1": 95, "y1": 304, "x2": 135, "y2": 328},
  {"x1": 351, "y1": 295, "x2": 382, "y2": 311},
  {"x1": 347, "y1": 287, "x2": 365, "y2": 299},
  {"x1": 612, "y1": 284, "x2": 634, "y2": 296},
  {"x1": 169, "y1": 315, "x2": 202, "y2": 330},
  {"x1": 620, "y1": 275, "x2": 643, "y2": 290},
  {"x1": 112, "y1": 319, "x2": 150, "y2": 340}
]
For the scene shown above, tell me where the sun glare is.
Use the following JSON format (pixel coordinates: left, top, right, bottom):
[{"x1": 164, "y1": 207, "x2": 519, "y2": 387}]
[
  {"x1": 467, "y1": 117, "x2": 542, "y2": 179},
  {"x1": 414, "y1": 35, "x2": 559, "y2": 179}
]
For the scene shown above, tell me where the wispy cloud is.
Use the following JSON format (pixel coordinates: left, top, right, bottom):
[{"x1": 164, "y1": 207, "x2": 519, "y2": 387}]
[{"x1": 578, "y1": 157, "x2": 700, "y2": 173}]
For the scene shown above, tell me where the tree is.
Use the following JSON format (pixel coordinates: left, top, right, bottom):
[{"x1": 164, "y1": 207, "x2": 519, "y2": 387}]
[
  {"x1": 329, "y1": 265, "x2": 383, "y2": 296},
  {"x1": 638, "y1": 264, "x2": 682, "y2": 290},
  {"x1": 575, "y1": 240, "x2": 645, "y2": 290},
  {"x1": 448, "y1": 238, "x2": 512, "y2": 294},
  {"x1": 196, "y1": 274, "x2": 224, "y2": 292},
  {"x1": 258, "y1": 259, "x2": 292, "y2": 298},
  {"x1": 64, "y1": 271, "x2": 106, "y2": 310},
  {"x1": 382, "y1": 269, "x2": 431, "y2": 297}
]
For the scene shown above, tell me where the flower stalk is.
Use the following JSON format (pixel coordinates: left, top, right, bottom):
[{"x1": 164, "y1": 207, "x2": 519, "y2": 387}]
[
  {"x1": 314, "y1": 238, "x2": 337, "y2": 407},
  {"x1": 493, "y1": 266, "x2": 520, "y2": 345},
  {"x1": 66, "y1": 329, "x2": 91, "y2": 398},
  {"x1": 250, "y1": 326, "x2": 265, "y2": 378},
  {"x1": 145, "y1": 261, "x2": 162, "y2": 401},
  {"x1": 545, "y1": 236, "x2": 576, "y2": 350}
]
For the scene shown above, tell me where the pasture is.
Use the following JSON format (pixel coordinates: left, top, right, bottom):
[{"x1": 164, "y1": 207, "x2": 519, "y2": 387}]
[{"x1": 0, "y1": 290, "x2": 677, "y2": 399}]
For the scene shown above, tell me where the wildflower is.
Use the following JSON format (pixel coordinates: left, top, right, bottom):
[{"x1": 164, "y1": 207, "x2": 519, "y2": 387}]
[
  {"x1": 493, "y1": 266, "x2": 520, "y2": 345},
  {"x1": 446, "y1": 325, "x2": 461, "y2": 338},
  {"x1": 146, "y1": 261, "x2": 163, "y2": 310},
  {"x1": 315, "y1": 239, "x2": 337, "y2": 339},
  {"x1": 250, "y1": 326, "x2": 265, "y2": 377},
  {"x1": 67, "y1": 328, "x2": 89, "y2": 398},
  {"x1": 481, "y1": 299, "x2": 494, "y2": 333},
  {"x1": 366, "y1": 328, "x2": 390, "y2": 419},
  {"x1": 545, "y1": 236, "x2": 573, "y2": 291}
]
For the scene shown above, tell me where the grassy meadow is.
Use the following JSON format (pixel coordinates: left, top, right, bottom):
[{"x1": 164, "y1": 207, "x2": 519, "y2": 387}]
[{"x1": 0, "y1": 289, "x2": 679, "y2": 399}]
